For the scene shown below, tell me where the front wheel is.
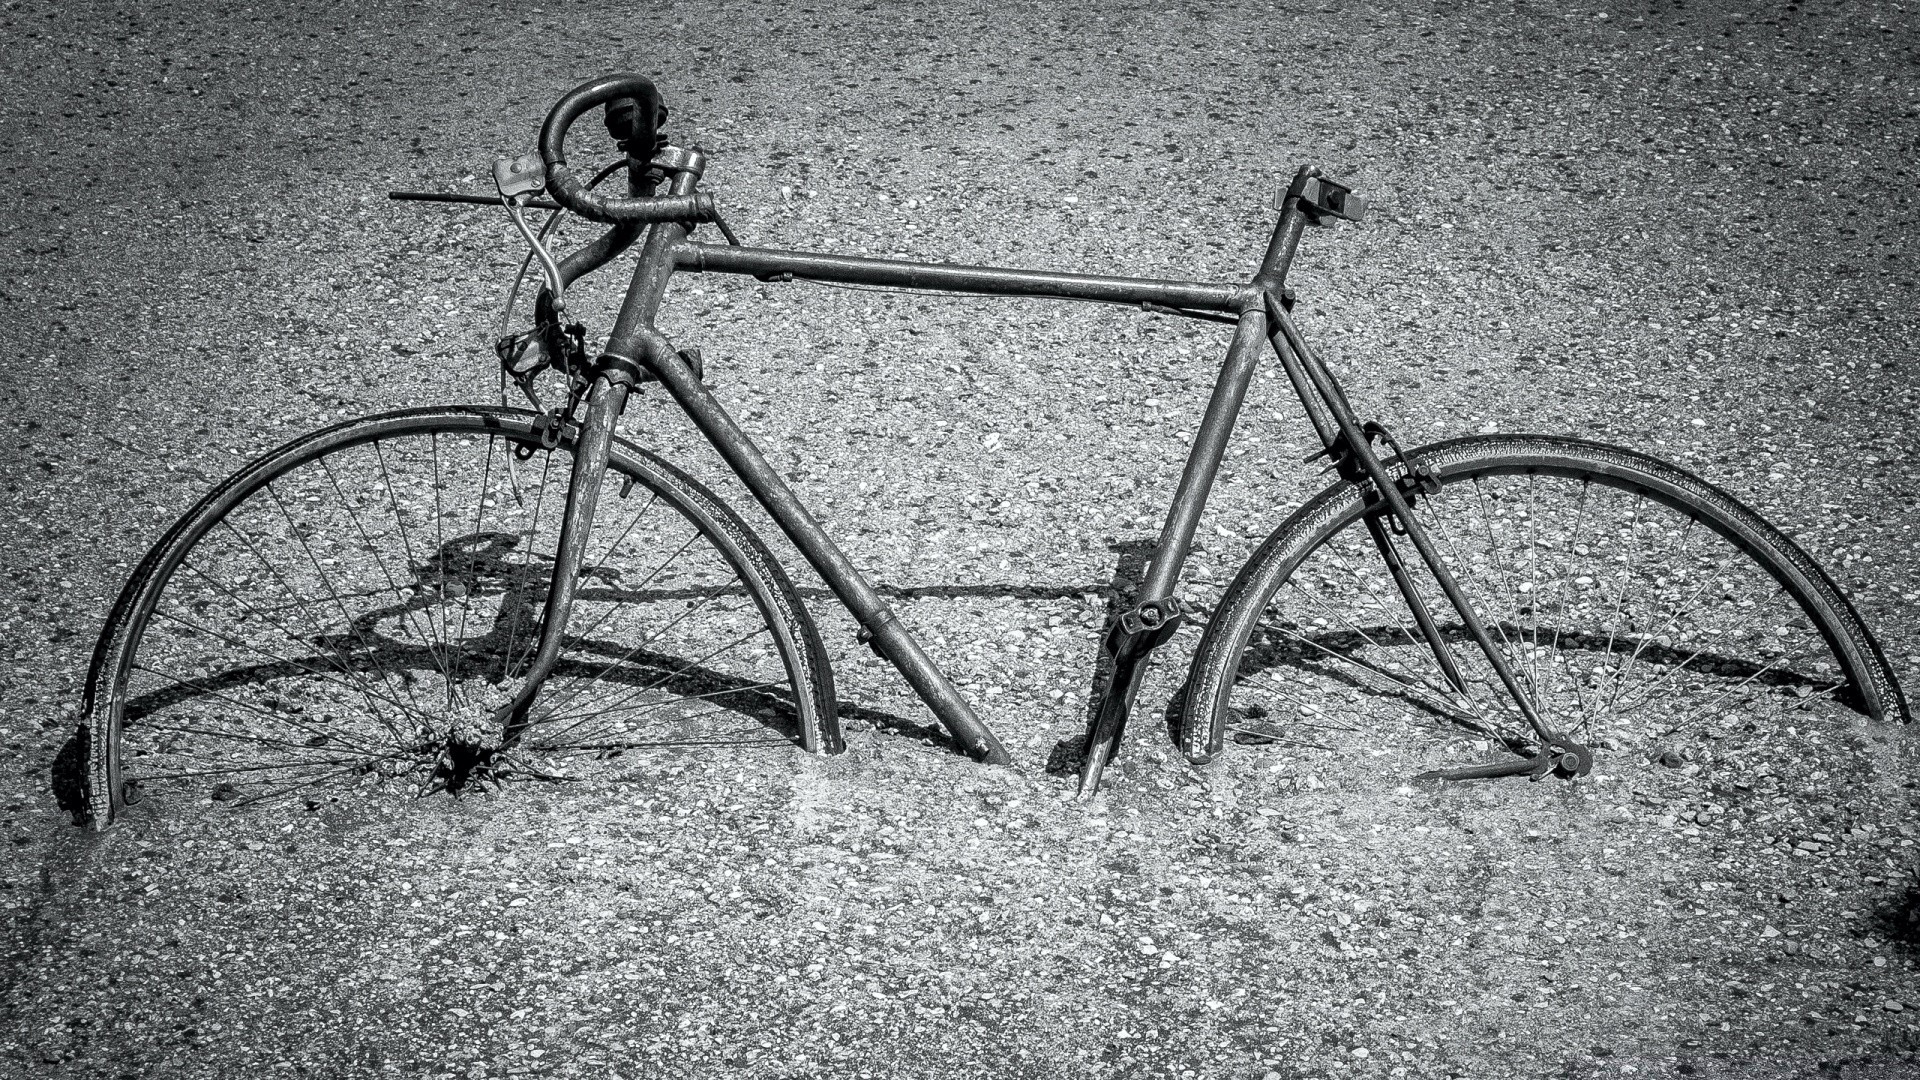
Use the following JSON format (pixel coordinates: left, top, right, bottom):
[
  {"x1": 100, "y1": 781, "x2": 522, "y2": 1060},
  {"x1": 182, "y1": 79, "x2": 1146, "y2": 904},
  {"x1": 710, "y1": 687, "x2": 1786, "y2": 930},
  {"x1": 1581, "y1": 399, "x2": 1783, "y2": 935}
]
[
  {"x1": 76, "y1": 406, "x2": 840, "y2": 828},
  {"x1": 1180, "y1": 434, "x2": 1908, "y2": 778}
]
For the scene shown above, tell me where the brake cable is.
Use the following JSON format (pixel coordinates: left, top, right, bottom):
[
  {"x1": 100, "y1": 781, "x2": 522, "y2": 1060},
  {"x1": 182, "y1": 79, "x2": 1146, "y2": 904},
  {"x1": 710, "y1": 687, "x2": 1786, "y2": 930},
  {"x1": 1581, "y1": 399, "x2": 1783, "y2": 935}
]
[
  {"x1": 495, "y1": 158, "x2": 630, "y2": 342},
  {"x1": 492, "y1": 158, "x2": 631, "y2": 410}
]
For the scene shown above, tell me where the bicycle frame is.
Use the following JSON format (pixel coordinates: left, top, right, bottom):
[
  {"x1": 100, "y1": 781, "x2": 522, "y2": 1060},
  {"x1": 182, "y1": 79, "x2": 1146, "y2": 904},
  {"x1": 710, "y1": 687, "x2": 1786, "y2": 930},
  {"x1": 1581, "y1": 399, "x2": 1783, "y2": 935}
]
[{"x1": 507, "y1": 154, "x2": 1562, "y2": 797}]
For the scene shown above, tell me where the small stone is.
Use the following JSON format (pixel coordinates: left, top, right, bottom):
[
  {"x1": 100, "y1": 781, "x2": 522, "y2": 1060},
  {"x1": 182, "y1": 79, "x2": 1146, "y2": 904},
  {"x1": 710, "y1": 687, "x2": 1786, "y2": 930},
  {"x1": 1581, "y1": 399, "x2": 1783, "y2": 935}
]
[
  {"x1": 1884, "y1": 1000, "x2": 1905, "y2": 1013},
  {"x1": 1760, "y1": 925, "x2": 1782, "y2": 939}
]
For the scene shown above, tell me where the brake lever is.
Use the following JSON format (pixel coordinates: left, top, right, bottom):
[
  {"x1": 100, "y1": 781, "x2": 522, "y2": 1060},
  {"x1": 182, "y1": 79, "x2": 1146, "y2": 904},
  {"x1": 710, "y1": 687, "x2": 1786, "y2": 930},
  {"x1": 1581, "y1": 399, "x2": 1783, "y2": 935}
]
[
  {"x1": 494, "y1": 154, "x2": 569, "y2": 317},
  {"x1": 493, "y1": 154, "x2": 548, "y2": 199}
]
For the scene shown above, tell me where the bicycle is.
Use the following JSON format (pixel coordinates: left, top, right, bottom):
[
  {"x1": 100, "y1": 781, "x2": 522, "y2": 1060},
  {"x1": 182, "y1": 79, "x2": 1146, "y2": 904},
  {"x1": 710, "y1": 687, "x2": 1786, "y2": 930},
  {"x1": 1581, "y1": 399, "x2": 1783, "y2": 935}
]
[{"x1": 66, "y1": 73, "x2": 1910, "y2": 829}]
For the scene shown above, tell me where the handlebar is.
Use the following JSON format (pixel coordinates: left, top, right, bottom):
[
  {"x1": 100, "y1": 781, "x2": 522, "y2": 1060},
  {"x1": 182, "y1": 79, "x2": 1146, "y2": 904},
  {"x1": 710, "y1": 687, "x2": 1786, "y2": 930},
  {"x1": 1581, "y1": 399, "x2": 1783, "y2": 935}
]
[{"x1": 538, "y1": 73, "x2": 716, "y2": 225}]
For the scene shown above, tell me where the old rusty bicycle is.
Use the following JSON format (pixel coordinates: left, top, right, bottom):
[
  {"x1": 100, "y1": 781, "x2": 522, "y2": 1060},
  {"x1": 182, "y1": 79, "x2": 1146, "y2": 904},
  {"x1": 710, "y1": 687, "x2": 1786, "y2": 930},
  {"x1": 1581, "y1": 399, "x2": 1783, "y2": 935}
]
[{"x1": 70, "y1": 74, "x2": 1910, "y2": 828}]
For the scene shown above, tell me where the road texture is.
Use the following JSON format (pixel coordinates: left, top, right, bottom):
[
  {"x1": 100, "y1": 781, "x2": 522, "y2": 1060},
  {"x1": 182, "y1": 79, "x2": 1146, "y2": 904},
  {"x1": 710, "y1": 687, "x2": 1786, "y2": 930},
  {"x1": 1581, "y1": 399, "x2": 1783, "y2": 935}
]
[{"x1": 2, "y1": 1, "x2": 1917, "y2": 1077}]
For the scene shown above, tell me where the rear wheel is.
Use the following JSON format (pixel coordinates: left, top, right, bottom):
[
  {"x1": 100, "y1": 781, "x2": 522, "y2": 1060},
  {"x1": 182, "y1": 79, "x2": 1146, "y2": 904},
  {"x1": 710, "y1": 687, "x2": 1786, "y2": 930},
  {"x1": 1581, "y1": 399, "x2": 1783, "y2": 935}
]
[
  {"x1": 79, "y1": 406, "x2": 838, "y2": 828},
  {"x1": 1181, "y1": 435, "x2": 1907, "y2": 782}
]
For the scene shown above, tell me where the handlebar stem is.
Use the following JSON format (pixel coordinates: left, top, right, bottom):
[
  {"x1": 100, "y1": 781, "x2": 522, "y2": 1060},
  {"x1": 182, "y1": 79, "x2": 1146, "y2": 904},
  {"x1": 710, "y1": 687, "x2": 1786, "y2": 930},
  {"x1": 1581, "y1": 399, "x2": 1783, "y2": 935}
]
[{"x1": 539, "y1": 74, "x2": 718, "y2": 225}]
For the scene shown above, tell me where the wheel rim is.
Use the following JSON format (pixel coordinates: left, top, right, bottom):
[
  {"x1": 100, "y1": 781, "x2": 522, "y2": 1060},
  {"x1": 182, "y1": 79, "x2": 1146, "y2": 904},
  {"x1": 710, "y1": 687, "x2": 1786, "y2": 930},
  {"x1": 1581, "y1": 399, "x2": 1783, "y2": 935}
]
[
  {"x1": 1215, "y1": 460, "x2": 1897, "y2": 789},
  {"x1": 107, "y1": 414, "x2": 817, "y2": 816}
]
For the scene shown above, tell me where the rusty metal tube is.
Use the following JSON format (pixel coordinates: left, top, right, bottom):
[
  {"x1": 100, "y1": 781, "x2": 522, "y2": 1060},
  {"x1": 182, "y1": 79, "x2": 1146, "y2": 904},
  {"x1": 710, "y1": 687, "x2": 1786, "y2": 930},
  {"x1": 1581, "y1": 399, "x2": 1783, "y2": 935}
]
[
  {"x1": 492, "y1": 374, "x2": 631, "y2": 733},
  {"x1": 632, "y1": 337, "x2": 1012, "y2": 765},
  {"x1": 673, "y1": 241, "x2": 1244, "y2": 312}
]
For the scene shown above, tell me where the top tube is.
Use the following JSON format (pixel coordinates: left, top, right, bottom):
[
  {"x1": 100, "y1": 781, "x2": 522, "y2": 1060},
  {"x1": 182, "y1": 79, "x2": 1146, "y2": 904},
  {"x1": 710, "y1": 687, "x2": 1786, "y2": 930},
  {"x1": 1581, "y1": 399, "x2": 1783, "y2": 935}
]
[{"x1": 670, "y1": 240, "x2": 1252, "y2": 314}]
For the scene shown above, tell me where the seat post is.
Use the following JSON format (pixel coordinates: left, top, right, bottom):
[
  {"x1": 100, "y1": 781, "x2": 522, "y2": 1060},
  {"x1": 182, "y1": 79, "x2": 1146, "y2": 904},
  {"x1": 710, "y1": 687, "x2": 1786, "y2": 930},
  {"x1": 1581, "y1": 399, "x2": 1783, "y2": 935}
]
[{"x1": 1255, "y1": 167, "x2": 1319, "y2": 289}]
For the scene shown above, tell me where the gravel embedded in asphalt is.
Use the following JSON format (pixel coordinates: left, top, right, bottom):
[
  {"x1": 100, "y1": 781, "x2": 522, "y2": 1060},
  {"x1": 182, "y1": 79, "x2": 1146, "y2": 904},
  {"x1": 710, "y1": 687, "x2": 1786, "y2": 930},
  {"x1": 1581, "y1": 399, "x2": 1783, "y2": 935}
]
[{"x1": 3, "y1": 1, "x2": 1918, "y2": 1078}]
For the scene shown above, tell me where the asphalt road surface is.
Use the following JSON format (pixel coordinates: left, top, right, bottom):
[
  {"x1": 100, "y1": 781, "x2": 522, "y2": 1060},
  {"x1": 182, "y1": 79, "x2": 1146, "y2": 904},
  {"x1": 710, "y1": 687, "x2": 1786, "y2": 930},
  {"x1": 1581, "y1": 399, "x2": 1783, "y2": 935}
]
[{"x1": 3, "y1": 2, "x2": 1917, "y2": 1078}]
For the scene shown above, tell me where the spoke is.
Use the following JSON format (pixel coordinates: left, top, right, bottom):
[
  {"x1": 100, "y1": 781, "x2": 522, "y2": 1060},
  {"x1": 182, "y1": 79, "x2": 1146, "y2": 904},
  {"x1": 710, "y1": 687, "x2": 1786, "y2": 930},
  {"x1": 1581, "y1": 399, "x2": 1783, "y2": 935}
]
[
  {"x1": 128, "y1": 719, "x2": 393, "y2": 760},
  {"x1": 451, "y1": 433, "x2": 502, "y2": 698},
  {"x1": 535, "y1": 677, "x2": 787, "y2": 731},
  {"x1": 1653, "y1": 650, "x2": 1823, "y2": 742},
  {"x1": 561, "y1": 526, "x2": 701, "y2": 656},
  {"x1": 142, "y1": 610, "x2": 424, "y2": 726},
  {"x1": 527, "y1": 622, "x2": 769, "y2": 745},
  {"x1": 1542, "y1": 480, "x2": 1598, "y2": 723},
  {"x1": 522, "y1": 713, "x2": 793, "y2": 754},
  {"x1": 172, "y1": 557, "x2": 410, "y2": 741},
  {"x1": 372, "y1": 438, "x2": 466, "y2": 707},
  {"x1": 1464, "y1": 476, "x2": 1534, "y2": 712},
  {"x1": 214, "y1": 515, "x2": 414, "y2": 733},
  {"x1": 324, "y1": 452, "x2": 456, "y2": 699},
  {"x1": 1246, "y1": 613, "x2": 1483, "y2": 731},
  {"x1": 427, "y1": 430, "x2": 463, "y2": 701},
  {"x1": 1223, "y1": 724, "x2": 1334, "y2": 751},
  {"x1": 1521, "y1": 476, "x2": 1548, "y2": 692},
  {"x1": 1415, "y1": 489, "x2": 1504, "y2": 723},
  {"x1": 1598, "y1": 516, "x2": 1705, "y2": 724},
  {"x1": 266, "y1": 481, "x2": 437, "y2": 728},
  {"x1": 1652, "y1": 636, "x2": 1835, "y2": 732},
  {"x1": 584, "y1": 487, "x2": 662, "y2": 583},
  {"x1": 266, "y1": 478, "x2": 432, "y2": 722},
  {"x1": 1609, "y1": 580, "x2": 1792, "y2": 719},
  {"x1": 129, "y1": 754, "x2": 397, "y2": 780},
  {"x1": 1282, "y1": 574, "x2": 1443, "y2": 694},
  {"x1": 1330, "y1": 530, "x2": 1455, "y2": 699},
  {"x1": 372, "y1": 438, "x2": 463, "y2": 706},
  {"x1": 128, "y1": 661, "x2": 390, "y2": 756},
  {"x1": 501, "y1": 450, "x2": 559, "y2": 679},
  {"x1": 1590, "y1": 496, "x2": 1652, "y2": 725},
  {"x1": 227, "y1": 765, "x2": 381, "y2": 808},
  {"x1": 534, "y1": 580, "x2": 728, "y2": 719}
]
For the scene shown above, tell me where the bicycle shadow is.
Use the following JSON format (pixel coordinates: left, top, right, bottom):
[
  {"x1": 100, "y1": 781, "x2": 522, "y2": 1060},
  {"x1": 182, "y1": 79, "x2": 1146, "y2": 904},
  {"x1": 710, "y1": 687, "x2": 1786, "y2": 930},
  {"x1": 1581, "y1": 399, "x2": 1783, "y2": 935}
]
[
  {"x1": 783, "y1": 539, "x2": 1153, "y2": 757},
  {"x1": 1147, "y1": 618, "x2": 1846, "y2": 757},
  {"x1": 50, "y1": 527, "x2": 1149, "y2": 807},
  {"x1": 51, "y1": 523, "x2": 1854, "y2": 821}
]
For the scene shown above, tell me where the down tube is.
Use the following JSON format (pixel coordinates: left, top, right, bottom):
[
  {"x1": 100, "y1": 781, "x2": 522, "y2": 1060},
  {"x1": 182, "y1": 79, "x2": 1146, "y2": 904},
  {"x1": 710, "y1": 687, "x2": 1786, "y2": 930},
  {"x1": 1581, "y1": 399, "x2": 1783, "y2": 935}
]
[{"x1": 635, "y1": 346, "x2": 1014, "y2": 766}]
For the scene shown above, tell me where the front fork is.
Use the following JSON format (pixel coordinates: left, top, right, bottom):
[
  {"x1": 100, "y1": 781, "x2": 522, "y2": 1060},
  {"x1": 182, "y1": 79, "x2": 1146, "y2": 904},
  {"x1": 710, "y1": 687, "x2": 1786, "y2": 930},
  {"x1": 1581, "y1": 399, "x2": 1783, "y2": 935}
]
[
  {"x1": 1260, "y1": 293, "x2": 1571, "y2": 755},
  {"x1": 489, "y1": 369, "x2": 632, "y2": 740}
]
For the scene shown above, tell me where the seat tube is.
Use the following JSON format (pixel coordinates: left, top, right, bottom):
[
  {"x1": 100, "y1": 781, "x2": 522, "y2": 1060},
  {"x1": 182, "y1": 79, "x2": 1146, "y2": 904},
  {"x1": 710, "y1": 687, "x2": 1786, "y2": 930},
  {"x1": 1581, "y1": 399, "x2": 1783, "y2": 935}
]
[
  {"x1": 1076, "y1": 302, "x2": 1269, "y2": 797},
  {"x1": 1136, "y1": 304, "x2": 1268, "y2": 600}
]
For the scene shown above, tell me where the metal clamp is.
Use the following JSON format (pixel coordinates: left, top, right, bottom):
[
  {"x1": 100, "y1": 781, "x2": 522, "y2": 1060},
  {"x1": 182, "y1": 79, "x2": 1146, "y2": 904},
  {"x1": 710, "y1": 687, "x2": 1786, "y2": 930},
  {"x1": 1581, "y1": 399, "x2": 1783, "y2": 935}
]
[
  {"x1": 493, "y1": 154, "x2": 548, "y2": 199},
  {"x1": 1415, "y1": 738, "x2": 1592, "y2": 783},
  {"x1": 515, "y1": 410, "x2": 569, "y2": 460},
  {"x1": 1280, "y1": 168, "x2": 1367, "y2": 226},
  {"x1": 1357, "y1": 420, "x2": 1441, "y2": 532},
  {"x1": 1103, "y1": 596, "x2": 1190, "y2": 658}
]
